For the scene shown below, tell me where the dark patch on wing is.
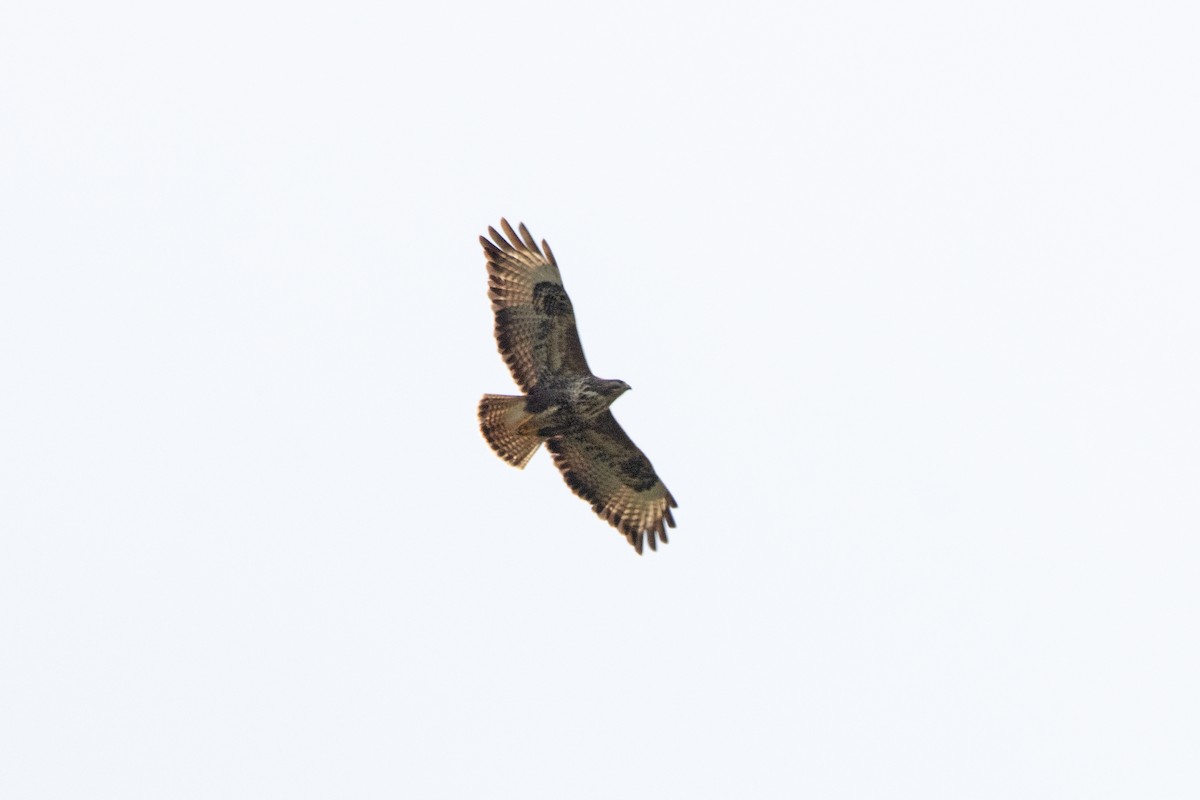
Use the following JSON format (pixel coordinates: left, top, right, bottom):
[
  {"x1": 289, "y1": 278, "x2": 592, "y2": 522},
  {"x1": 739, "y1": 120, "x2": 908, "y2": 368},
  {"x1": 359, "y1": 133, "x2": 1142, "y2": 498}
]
[
  {"x1": 533, "y1": 282, "x2": 573, "y2": 316},
  {"x1": 619, "y1": 456, "x2": 659, "y2": 492}
]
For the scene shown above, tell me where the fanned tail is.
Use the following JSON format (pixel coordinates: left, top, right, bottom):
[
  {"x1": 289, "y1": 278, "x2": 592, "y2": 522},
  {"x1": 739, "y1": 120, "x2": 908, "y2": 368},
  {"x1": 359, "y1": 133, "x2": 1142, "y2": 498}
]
[{"x1": 478, "y1": 394, "x2": 542, "y2": 469}]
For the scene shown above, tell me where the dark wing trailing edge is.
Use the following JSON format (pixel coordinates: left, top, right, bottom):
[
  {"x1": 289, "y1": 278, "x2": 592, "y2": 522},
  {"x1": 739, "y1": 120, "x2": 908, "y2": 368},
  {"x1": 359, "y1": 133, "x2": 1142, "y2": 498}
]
[
  {"x1": 481, "y1": 219, "x2": 592, "y2": 392},
  {"x1": 546, "y1": 411, "x2": 678, "y2": 554}
]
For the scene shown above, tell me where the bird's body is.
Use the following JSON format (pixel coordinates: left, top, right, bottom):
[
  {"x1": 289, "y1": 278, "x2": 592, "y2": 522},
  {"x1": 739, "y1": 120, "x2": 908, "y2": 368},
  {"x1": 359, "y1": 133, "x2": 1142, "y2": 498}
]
[
  {"x1": 522, "y1": 376, "x2": 630, "y2": 437},
  {"x1": 477, "y1": 219, "x2": 677, "y2": 554}
]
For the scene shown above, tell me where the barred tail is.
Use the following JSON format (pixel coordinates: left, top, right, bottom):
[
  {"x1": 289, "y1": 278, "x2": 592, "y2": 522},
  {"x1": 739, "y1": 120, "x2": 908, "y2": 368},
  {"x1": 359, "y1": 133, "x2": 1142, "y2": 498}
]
[{"x1": 478, "y1": 394, "x2": 542, "y2": 469}]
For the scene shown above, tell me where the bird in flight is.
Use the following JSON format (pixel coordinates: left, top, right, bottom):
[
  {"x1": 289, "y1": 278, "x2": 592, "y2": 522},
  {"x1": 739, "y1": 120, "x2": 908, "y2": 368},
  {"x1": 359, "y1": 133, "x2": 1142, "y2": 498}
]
[{"x1": 478, "y1": 219, "x2": 677, "y2": 554}]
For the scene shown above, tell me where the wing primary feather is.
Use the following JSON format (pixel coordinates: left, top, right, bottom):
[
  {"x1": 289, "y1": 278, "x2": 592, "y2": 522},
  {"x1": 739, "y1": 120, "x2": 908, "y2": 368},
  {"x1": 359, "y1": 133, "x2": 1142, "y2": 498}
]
[
  {"x1": 488, "y1": 225, "x2": 514, "y2": 251},
  {"x1": 500, "y1": 218, "x2": 521, "y2": 247},
  {"x1": 517, "y1": 222, "x2": 541, "y2": 254}
]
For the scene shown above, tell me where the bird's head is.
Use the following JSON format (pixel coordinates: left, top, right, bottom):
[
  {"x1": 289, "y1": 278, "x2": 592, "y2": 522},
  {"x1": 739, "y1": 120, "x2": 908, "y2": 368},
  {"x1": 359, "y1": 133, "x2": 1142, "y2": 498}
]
[{"x1": 602, "y1": 379, "x2": 632, "y2": 398}]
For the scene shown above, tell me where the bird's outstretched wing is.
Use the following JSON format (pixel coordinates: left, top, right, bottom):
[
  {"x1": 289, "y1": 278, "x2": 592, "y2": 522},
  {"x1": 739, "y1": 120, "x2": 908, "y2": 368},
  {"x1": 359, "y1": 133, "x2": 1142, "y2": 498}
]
[
  {"x1": 481, "y1": 219, "x2": 591, "y2": 393},
  {"x1": 546, "y1": 411, "x2": 677, "y2": 554}
]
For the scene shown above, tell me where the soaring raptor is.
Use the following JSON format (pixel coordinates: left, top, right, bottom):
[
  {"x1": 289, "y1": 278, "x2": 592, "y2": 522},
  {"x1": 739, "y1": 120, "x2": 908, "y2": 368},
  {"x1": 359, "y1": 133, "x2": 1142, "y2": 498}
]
[{"x1": 477, "y1": 219, "x2": 677, "y2": 554}]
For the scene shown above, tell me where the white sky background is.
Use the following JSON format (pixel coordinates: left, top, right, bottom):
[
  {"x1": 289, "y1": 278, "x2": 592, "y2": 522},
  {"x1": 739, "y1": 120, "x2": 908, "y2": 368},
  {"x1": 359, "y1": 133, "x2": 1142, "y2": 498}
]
[{"x1": 2, "y1": 1, "x2": 1197, "y2": 797}]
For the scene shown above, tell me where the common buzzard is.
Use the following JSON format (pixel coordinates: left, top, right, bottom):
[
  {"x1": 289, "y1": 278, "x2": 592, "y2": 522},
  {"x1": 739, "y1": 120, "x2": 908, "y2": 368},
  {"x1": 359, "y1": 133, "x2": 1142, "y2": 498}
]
[{"x1": 478, "y1": 219, "x2": 677, "y2": 554}]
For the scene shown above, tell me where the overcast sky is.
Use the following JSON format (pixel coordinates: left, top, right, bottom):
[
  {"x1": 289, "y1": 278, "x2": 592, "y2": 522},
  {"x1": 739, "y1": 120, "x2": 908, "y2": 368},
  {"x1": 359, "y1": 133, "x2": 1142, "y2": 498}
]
[{"x1": 2, "y1": 2, "x2": 1198, "y2": 797}]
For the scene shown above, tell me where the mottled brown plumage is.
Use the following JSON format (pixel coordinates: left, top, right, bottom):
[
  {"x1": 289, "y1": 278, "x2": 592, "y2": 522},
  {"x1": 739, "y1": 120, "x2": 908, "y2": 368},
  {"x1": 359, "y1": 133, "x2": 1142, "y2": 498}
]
[{"x1": 478, "y1": 219, "x2": 677, "y2": 554}]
